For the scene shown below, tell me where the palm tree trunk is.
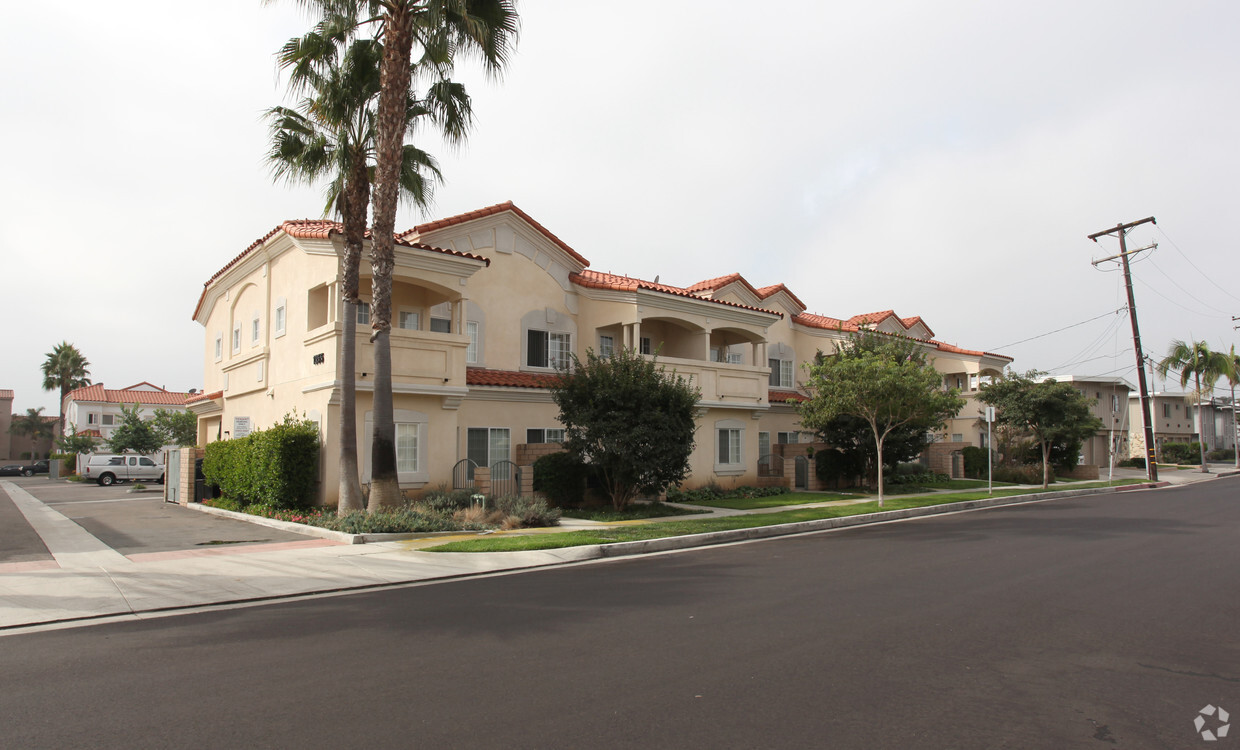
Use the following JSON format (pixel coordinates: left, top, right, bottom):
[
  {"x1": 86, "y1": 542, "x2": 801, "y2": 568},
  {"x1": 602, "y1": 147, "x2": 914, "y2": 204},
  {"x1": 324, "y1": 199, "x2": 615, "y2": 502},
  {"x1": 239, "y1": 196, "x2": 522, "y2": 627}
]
[
  {"x1": 366, "y1": 2, "x2": 416, "y2": 513},
  {"x1": 1196, "y1": 371, "x2": 1208, "y2": 472},
  {"x1": 1233, "y1": 382, "x2": 1238, "y2": 470},
  {"x1": 336, "y1": 157, "x2": 369, "y2": 513}
]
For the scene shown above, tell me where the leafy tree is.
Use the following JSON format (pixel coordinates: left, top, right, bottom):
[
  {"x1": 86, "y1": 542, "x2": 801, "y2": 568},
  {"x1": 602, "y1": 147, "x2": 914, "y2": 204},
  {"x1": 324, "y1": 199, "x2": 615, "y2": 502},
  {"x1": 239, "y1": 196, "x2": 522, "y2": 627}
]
[
  {"x1": 270, "y1": 20, "x2": 468, "y2": 513},
  {"x1": 1156, "y1": 339, "x2": 1230, "y2": 471},
  {"x1": 978, "y1": 370, "x2": 1103, "y2": 488},
  {"x1": 8, "y1": 407, "x2": 55, "y2": 443},
  {"x1": 56, "y1": 425, "x2": 99, "y2": 456},
  {"x1": 151, "y1": 409, "x2": 198, "y2": 447},
  {"x1": 1223, "y1": 345, "x2": 1240, "y2": 470},
  {"x1": 41, "y1": 341, "x2": 91, "y2": 438},
  {"x1": 106, "y1": 403, "x2": 163, "y2": 455},
  {"x1": 799, "y1": 332, "x2": 964, "y2": 506},
  {"x1": 550, "y1": 347, "x2": 699, "y2": 510}
]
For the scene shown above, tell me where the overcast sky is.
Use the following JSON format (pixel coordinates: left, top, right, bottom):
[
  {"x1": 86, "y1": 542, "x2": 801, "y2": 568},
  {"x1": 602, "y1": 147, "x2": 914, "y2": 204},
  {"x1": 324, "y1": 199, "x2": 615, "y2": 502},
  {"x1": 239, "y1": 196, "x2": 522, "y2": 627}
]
[{"x1": 3, "y1": 1, "x2": 1238, "y2": 416}]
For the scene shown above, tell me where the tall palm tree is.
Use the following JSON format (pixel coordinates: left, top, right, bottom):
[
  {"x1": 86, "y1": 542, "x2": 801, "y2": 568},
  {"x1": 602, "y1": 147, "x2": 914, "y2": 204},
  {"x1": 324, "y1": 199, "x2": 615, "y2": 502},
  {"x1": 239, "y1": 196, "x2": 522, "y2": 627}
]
[
  {"x1": 1224, "y1": 345, "x2": 1240, "y2": 470},
  {"x1": 41, "y1": 342, "x2": 91, "y2": 439},
  {"x1": 270, "y1": 10, "x2": 474, "y2": 512},
  {"x1": 1156, "y1": 339, "x2": 1230, "y2": 472},
  {"x1": 365, "y1": 0, "x2": 518, "y2": 510},
  {"x1": 8, "y1": 407, "x2": 55, "y2": 443}
]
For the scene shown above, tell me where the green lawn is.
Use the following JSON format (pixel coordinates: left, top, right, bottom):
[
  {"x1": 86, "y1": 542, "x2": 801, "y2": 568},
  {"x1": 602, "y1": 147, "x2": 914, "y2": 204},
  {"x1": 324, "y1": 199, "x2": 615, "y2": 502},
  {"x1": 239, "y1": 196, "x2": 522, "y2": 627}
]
[
  {"x1": 676, "y1": 491, "x2": 862, "y2": 511},
  {"x1": 426, "y1": 479, "x2": 1146, "y2": 553},
  {"x1": 561, "y1": 503, "x2": 707, "y2": 522}
]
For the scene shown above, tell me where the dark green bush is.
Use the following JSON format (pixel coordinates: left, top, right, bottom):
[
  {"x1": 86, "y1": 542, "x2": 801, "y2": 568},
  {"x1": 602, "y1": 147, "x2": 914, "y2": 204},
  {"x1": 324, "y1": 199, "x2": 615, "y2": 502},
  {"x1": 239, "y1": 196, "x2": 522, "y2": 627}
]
[
  {"x1": 887, "y1": 470, "x2": 950, "y2": 486},
  {"x1": 1160, "y1": 442, "x2": 1202, "y2": 465},
  {"x1": 992, "y1": 465, "x2": 1048, "y2": 484},
  {"x1": 962, "y1": 446, "x2": 991, "y2": 478},
  {"x1": 666, "y1": 485, "x2": 789, "y2": 503},
  {"x1": 1206, "y1": 448, "x2": 1235, "y2": 462},
  {"x1": 1117, "y1": 456, "x2": 1146, "y2": 469},
  {"x1": 532, "y1": 451, "x2": 588, "y2": 506},
  {"x1": 202, "y1": 414, "x2": 320, "y2": 509},
  {"x1": 815, "y1": 448, "x2": 865, "y2": 488}
]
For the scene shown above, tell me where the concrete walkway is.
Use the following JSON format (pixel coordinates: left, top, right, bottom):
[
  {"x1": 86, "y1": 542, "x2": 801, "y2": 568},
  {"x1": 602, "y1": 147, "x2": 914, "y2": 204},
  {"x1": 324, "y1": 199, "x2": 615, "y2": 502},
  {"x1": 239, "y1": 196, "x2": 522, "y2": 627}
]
[{"x1": 1, "y1": 468, "x2": 1233, "y2": 634}]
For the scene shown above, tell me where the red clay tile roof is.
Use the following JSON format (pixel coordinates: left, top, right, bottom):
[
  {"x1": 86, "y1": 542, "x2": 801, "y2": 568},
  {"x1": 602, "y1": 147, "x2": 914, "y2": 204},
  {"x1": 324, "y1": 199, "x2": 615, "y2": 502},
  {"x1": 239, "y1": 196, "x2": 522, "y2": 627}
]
[
  {"x1": 768, "y1": 389, "x2": 806, "y2": 404},
  {"x1": 793, "y1": 313, "x2": 856, "y2": 332},
  {"x1": 65, "y1": 383, "x2": 192, "y2": 406},
  {"x1": 194, "y1": 220, "x2": 488, "y2": 320},
  {"x1": 74, "y1": 428, "x2": 103, "y2": 438},
  {"x1": 572, "y1": 270, "x2": 783, "y2": 316},
  {"x1": 466, "y1": 368, "x2": 563, "y2": 389},
  {"x1": 0, "y1": 389, "x2": 13, "y2": 400},
  {"x1": 846, "y1": 310, "x2": 897, "y2": 326},
  {"x1": 405, "y1": 201, "x2": 590, "y2": 268},
  {"x1": 754, "y1": 284, "x2": 808, "y2": 311},
  {"x1": 930, "y1": 341, "x2": 1013, "y2": 362},
  {"x1": 185, "y1": 390, "x2": 224, "y2": 405},
  {"x1": 899, "y1": 316, "x2": 935, "y2": 338}
]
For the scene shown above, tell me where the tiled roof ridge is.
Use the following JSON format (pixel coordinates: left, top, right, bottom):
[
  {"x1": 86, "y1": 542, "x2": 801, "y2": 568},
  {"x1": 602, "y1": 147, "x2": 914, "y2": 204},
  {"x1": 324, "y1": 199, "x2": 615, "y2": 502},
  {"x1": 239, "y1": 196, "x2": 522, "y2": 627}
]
[
  {"x1": 929, "y1": 340, "x2": 1014, "y2": 362},
  {"x1": 0, "y1": 389, "x2": 13, "y2": 399},
  {"x1": 65, "y1": 382, "x2": 194, "y2": 405},
  {"x1": 407, "y1": 201, "x2": 590, "y2": 268},
  {"x1": 186, "y1": 390, "x2": 224, "y2": 405},
  {"x1": 753, "y1": 283, "x2": 808, "y2": 312},
  {"x1": 466, "y1": 368, "x2": 563, "y2": 389},
  {"x1": 572, "y1": 270, "x2": 783, "y2": 317}
]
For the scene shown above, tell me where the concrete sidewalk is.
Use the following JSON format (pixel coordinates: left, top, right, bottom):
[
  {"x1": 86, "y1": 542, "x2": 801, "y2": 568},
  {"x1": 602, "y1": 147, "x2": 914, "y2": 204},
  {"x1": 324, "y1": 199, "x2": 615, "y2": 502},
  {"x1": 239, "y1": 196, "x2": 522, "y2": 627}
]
[{"x1": 1, "y1": 470, "x2": 1233, "y2": 634}]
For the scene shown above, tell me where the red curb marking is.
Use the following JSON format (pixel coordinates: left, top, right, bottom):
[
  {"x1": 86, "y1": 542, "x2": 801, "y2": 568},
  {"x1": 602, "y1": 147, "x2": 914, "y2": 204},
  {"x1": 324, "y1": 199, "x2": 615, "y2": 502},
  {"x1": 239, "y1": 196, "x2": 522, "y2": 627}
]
[{"x1": 0, "y1": 560, "x2": 60, "y2": 574}]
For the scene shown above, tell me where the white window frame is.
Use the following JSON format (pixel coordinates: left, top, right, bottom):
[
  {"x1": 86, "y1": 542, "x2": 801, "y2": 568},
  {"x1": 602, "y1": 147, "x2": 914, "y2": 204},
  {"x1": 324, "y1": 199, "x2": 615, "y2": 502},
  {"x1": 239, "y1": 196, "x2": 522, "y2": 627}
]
[
  {"x1": 396, "y1": 423, "x2": 419, "y2": 474},
  {"x1": 363, "y1": 409, "x2": 428, "y2": 485},
  {"x1": 357, "y1": 300, "x2": 371, "y2": 326},
  {"x1": 714, "y1": 418, "x2": 745, "y2": 475},
  {"x1": 101, "y1": 414, "x2": 114, "y2": 426},
  {"x1": 468, "y1": 427, "x2": 511, "y2": 474},
  {"x1": 777, "y1": 431, "x2": 798, "y2": 445},
  {"x1": 398, "y1": 310, "x2": 420, "y2": 331},
  {"x1": 639, "y1": 337, "x2": 652, "y2": 356},
  {"x1": 758, "y1": 431, "x2": 771, "y2": 459},
  {"x1": 274, "y1": 298, "x2": 287, "y2": 338},
  {"x1": 726, "y1": 350, "x2": 743, "y2": 365},
  {"x1": 527, "y1": 329, "x2": 572, "y2": 370},
  {"x1": 430, "y1": 316, "x2": 452, "y2": 334},
  {"x1": 466, "y1": 321, "x2": 479, "y2": 364},
  {"x1": 214, "y1": 333, "x2": 223, "y2": 362},
  {"x1": 598, "y1": 334, "x2": 615, "y2": 358},
  {"x1": 232, "y1": 324, "x2": 241, "y2": 354},
  {"x1": 251, "y1": 312, "x2": 261, "y2": 346},
  {"x1": 769, "y1": 358, "x2": 793, "y2": 388},
  {"x1": 526, "y1": 427, "x2": 565, "y2": 444}
]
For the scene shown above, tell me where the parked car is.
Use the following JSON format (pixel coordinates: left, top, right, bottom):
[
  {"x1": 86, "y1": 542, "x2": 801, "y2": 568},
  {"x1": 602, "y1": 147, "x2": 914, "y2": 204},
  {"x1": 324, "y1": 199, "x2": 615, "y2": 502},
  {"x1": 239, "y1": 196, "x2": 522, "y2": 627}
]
[
  {"x1": 20, "y1": 460, "x2": 49, "y2": 477},
  {"x1": 82, "y1": 454, "x2": 165, "y2": 486},
  {"x1": 0, "y1": 464, "x2": 24, "y2": 477}
]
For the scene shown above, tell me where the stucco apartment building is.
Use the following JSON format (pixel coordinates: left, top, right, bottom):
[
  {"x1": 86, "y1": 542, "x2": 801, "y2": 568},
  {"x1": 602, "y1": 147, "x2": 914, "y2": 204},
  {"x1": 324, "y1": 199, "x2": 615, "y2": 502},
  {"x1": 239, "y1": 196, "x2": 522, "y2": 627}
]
[
  {"x1": 62, "y1": 382, "x2": 193, "y2": 443},
  {"x1": 1043, "y1": 375, "x2": 1132, "y2": 469},
  {"x1": 1127, "y1": 391, "x2": 1236, "y2": 460},
  {"x1": 189, "y1": 202, "x2": 1012, "y2": 506},
  {"x1": 1, "y1": 390, "x2": 57, "y2": 461}
]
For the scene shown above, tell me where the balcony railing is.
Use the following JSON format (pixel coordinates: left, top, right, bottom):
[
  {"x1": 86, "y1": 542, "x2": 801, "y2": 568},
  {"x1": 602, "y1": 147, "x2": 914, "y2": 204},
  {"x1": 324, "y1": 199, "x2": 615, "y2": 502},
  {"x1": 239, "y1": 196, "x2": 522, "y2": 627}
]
[{"x1": 650, "y1": 355, "x2": 768, "y2": 406}]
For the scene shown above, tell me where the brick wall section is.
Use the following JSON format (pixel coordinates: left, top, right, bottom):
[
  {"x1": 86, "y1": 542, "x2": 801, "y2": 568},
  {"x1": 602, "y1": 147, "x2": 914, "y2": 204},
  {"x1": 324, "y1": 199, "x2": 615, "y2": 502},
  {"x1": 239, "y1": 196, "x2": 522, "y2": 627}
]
[
  {"x1": 514, "y1": 442, "x2": 564, "y2": 466},
  {"x1": 473, "y1": 467, "x2": 491, "y2": 498},
  {"x1": 1060, "y1": 464, "x2": 1100, "y2": 480},
  {"x1": 923, "y1": 443, "x2": 964, "y2": 478},
  {"x1": 165, "y1": 447, "x2": 203, "y2": 506}
]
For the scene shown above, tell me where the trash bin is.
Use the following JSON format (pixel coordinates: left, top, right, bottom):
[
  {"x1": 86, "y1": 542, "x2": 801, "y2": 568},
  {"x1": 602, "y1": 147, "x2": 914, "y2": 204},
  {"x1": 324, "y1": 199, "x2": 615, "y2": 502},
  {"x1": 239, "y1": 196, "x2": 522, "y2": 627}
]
[{"x1": 193, "y1": 458, "x2": 219, "y2": 502}]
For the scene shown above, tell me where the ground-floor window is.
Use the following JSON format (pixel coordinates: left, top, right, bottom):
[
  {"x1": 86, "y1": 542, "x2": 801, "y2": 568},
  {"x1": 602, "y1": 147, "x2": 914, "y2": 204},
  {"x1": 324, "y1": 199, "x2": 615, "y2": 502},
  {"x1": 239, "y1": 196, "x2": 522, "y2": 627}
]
[
  {"x1": 758, "y1": 431, "x2": 771, "y2": 458},
  {"x1": 777, "y1": 431, "x2": 798, "y2": 444},
  {"x1": 468, "y1": 427, "x2": 511, "y2": 469},
  {"x1": 396, "y1": 423, "x2": 419, "y2": 473},
  {"x1": 718, "y1": 428, "x2": 742, "y2": 465},
  {"x1": 526, "y1": 428, "x2": 565, "y2": 444}
]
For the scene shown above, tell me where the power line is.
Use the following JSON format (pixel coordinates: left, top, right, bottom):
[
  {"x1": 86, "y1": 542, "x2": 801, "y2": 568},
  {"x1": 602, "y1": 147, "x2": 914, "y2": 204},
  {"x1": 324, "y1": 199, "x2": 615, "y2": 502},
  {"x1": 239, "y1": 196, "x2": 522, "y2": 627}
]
[
  {"x1": 988, "y1": 307, "x2": 1127, "y2": 351},
  {"x1": 1155, "y1": 225, "x2": 1240, "y2": 304}
]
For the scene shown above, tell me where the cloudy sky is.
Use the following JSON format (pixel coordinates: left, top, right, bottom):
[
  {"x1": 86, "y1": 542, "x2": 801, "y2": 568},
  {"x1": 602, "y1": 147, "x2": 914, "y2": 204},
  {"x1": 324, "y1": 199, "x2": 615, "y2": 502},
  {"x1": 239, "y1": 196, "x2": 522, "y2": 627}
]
[{"x1": 3, "y1": 1, "x2": 1238, "y2": 416}]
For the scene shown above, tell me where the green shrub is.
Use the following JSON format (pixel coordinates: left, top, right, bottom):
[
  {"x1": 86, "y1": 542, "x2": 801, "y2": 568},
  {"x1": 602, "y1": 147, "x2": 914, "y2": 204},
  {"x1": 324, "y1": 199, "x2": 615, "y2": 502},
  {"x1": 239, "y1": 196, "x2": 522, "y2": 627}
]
[
  {"x1": 1160, "y1": 442, "x2": 1202, "y2": 465},
  {"x1": 961, "y1": 446, "x2": 991, "y2": 478},
  {"x1": 992, "y1": 465, "x2": 1048, "y2": 484},
  {"x1": 492, "y1": 495, "x2": 562, "y2": 527},
  {"x1": 666, "y1": 485, "x2": 789, "y2": 504},
  {"x1": 887, "y1": 470, "x2": 949, "y2": 486},
  {"x1": 1206, "y1": 448, "x2": 1235, "y2": 462},
  {"x1": 1117, "y1": 456, "x2": 1146, "y2": 469},
  {"x1": 532, "y1": 451, "x2": 588, "y2": 507},
  {"x1": 202, "y1": 414, "x2": 320, "y2": 509},
  {"x1": 203, "y1": 496, "x2": 245, "y2": 512},
  {"x1": 49, "y1": 452, "x2": 77, "y2": 475},
  {"x1": 421, "y1": 487, "x2": 475, "y2": 512},
  {"x1": 815, "y1": 448, "x2": 865, "y2": 488}
]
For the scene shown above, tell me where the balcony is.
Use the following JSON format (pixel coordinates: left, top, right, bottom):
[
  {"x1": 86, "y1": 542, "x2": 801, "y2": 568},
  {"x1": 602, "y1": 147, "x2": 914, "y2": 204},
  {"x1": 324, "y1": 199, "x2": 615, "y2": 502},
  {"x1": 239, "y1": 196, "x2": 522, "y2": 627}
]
[
  {"x1": 651, "y1": 355, "x2": 769, "y2": 409},
  {"x1": 305, "y1": 323, "x2": 468, "y2": 389}
]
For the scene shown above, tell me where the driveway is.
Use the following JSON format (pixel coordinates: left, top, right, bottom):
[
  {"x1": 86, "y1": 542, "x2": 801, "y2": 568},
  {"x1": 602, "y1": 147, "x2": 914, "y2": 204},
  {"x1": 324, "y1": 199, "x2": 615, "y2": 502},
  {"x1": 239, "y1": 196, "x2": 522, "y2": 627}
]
[{"x1": 0, "y1": 476, "x2": 316, "y2": 564}]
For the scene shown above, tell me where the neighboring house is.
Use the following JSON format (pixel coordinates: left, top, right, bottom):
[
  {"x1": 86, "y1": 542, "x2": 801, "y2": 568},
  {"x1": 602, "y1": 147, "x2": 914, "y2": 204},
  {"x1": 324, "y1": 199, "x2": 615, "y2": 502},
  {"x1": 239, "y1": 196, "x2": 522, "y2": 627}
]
[
  {"x1": 62, "y1": 382, "x2": 193, "y2": 448},
  {"x1": 1207, "y1": 396, "x2": 1237, "y2": 453},
  {"x1": 1127, "y1": 390, "x2": 1200, "y2": 460},
  {"x1": 0, "y1": 389, "x2": 11, "y2": 460},
  {"x1": 1040, "y1": 375, "x2": 1132, "y2": 468},
  {"x1": 190, "y1": 202, "x2": 1013, "y2": 506}
]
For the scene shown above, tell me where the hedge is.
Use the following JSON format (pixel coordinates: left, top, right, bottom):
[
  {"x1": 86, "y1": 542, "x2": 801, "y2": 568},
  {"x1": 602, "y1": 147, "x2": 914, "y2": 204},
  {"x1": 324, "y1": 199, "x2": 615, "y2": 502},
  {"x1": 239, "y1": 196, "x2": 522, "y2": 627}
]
[{"x1": 202, "y1": 415, "x2": 320, "y2": 508}]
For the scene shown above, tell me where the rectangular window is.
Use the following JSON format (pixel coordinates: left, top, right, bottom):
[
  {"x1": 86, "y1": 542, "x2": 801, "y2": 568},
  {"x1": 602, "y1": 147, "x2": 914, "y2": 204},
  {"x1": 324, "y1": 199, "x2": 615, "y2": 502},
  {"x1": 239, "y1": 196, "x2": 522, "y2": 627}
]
[
  {"x1": 399, "y1": 311, "x2": 420, "y2": 330},
  {"x1": 639, "y1": 337, "x2": 651, "y2": 355},
  {"x1": 251, "y1": 315, "x2": 260, "y2": 345},
  {"x1": 526, "y1": 428, "x2": 566, "y2": 444},
  {"x1": 727, "y1": 351, "x2": 743, "y2": 365},
  {"x1": 430, "y1": 317, "x2": 452, "y2": 333},
  {"x1": 952, "y1": 433, "x2": 964, "y2": 442},
  {"x1": 466, "y1": 321, "x2": 479, "y2": 363},
  {"x1": 1163, "y1": 403, "x2": 1171, "y2": 418},
  {"x1": 395, "y1": 423, "x2": 419, "y2": 473},
  {"x1": 969, "y1": 373, "x2": 979, "y2": 391},
  {"x1": 758, "y1": 431, "x2": 770, "y2": 459},
  {"x1": 101, "y1": 414, "x2": 114, "y2": 426},
  {"x1": 467, "y1": 427, "x2": 510, "y2": 469},
  {"x1": 527, "y1": 330, "x2": 571, "y2": 369},
  {"x1": 717, "y1": 428, "x2": 742, "y2": 465},
  {"x1": 598, "y1": 335, "x2": 614, "y2": 358},
  {"x1": 710, "y1": 347, "x2": 722, "y2": 363},
  {"x1": 1111, "y1": 394, "x2": 1119, "y2": 413},
  {"x1": 777, "y1": 431, "x2": 798, "y2": 444},
  {"x1": 357, "y1": 301, "x2": 371, "y2": 326},
  {"x1": 232, "y1": 325, "x2": 241, "y2": 354},
  {"x1": 769, "y1": 359, "x2": 793, "y2": 388},
  {"x1": 214, "y1": 333, "x2": 223, "y2": 362},
  {"x1": 274, "y1": 300, "x2": 286, "y2": 337}
]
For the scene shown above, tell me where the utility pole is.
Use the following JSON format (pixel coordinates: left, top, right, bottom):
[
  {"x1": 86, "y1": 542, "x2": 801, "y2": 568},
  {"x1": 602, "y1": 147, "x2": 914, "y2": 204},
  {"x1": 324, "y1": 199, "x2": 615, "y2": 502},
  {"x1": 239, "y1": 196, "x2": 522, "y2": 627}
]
[{"x1": 1089, "y1": 216, "x2": 1158, "y2": 482}]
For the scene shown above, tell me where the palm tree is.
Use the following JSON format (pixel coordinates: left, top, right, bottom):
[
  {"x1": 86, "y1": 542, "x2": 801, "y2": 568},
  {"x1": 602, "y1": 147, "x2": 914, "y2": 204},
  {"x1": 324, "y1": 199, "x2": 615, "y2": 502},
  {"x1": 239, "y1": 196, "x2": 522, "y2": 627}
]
[
  {"x1": 365, "y1": 0, "x2": 518, "y2": 510},
  {"x1": 1224, "y1": 345, "x2": 1240, "y2": 470},
  {"x1": 1156, "y1": 339, "x2": 1230, "y2": 472},
  {"x1": 41, "y1": 342, "x2": 91, "y2": 439},
  {"x1": 8, "y1": 407, "x2": 55, "y2": 443},
  {"x1": 270, "y1": 10, "x2": 475, "y2": 512}
]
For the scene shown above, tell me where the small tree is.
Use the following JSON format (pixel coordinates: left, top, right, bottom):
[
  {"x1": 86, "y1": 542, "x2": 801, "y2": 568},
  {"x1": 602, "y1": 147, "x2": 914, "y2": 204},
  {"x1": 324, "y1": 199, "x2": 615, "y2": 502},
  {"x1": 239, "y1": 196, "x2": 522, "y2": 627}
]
[
  {"x1": 151, "y1": 409, "x2": 198, "y2": 447},
  {"x1": 799, "y1": 333, "x2": 964, "y2": 506},
  {"x1": 979, "y1": 371, "x2": 1103, "y2": 488},
  {"x1": 57, "y1": 424, "x2": 98, "y2": 456},
  {"x1": 106, "y1": 403, "x2": 163, "y2": 455},
  {"x1": 551, "y1": 347, "x2": 700, "y2": 510}
]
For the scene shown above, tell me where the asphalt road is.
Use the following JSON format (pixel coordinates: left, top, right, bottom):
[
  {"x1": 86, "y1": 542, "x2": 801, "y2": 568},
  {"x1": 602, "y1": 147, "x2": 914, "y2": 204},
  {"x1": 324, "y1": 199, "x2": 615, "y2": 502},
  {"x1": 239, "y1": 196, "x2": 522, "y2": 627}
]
[{"x1": 2, "y1": 479, "x2": 1237, "y2": 749}]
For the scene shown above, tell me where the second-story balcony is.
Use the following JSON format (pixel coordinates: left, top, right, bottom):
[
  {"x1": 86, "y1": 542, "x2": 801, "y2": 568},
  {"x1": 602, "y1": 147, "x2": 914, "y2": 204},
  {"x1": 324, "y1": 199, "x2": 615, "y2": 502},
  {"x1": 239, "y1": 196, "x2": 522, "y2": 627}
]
[{"x1": 650, "y1": 355, "x2": 770, "y2": 409}]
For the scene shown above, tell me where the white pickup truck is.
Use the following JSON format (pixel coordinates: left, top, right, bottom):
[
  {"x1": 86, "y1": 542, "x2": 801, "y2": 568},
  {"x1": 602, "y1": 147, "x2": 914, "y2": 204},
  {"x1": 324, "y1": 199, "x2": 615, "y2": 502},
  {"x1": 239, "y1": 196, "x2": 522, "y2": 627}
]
[{"x1": 83, "y1": 454, "x2": 165, "y2": 486}]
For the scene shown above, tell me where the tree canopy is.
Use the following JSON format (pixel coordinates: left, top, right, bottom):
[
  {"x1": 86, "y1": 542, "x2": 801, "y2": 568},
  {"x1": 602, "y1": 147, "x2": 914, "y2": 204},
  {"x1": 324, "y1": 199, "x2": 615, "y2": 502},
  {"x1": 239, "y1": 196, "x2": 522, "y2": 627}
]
[
  {"x1": 41, "y1": 341, "x2": 91, "y2": 438},
  {"x1": 106, "y1": 403, "x2": 163, "y2": 456},
  {"x1": 1155, "y1": 339, "x2": 1230, "y2": 471},
  {"x1": 8, "y1": 407, "x2": 54, "y2": 442},
  {"x1": 151, "y1": 409, "x2": 198, "y2": 447},
  {"x1": 978, "y1": 370, "x2": 1102, "y2": 488},
  {"x1": 550, "y1": 347, "x2": 699, "y2": 510},
  {"x1": 799, "y1": 332, "x2": 964, "y2": 505}
]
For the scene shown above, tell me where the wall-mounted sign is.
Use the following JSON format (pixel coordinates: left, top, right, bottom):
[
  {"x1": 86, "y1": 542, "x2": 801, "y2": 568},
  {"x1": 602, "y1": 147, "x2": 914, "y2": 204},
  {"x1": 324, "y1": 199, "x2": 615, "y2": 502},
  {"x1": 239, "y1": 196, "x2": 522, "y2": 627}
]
[{"x1": 233, "y1": 416, "x2": 252, "y2": 439}]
